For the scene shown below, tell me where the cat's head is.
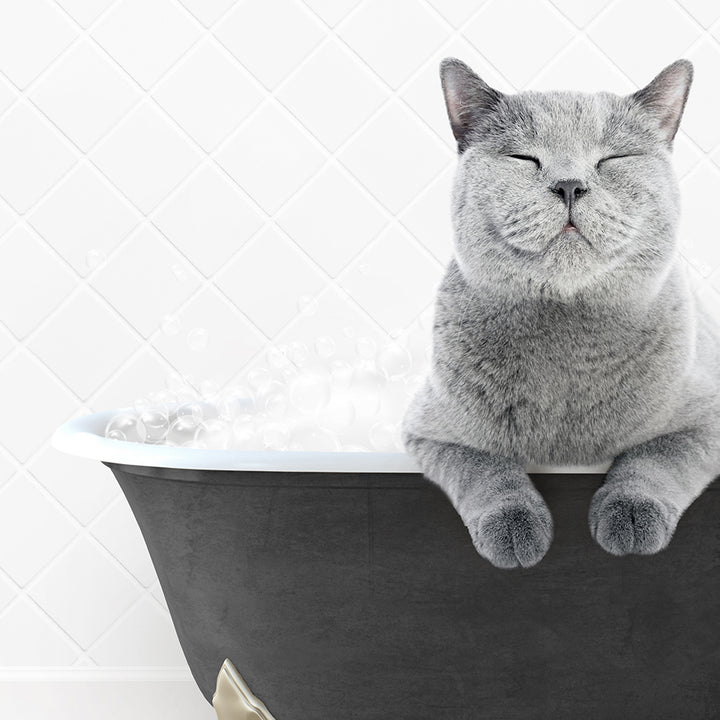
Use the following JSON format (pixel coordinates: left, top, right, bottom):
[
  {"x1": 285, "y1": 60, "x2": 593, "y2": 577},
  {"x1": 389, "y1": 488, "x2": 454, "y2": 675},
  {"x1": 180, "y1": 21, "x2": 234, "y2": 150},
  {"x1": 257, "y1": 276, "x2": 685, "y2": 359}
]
[{"x1": 441, "y1": 58, "x2": 693, "y2": 299}]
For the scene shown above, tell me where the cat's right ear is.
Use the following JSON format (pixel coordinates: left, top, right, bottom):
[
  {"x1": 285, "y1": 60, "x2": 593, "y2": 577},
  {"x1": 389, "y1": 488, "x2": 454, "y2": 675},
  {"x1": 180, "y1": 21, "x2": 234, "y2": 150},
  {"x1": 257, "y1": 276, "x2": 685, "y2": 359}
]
[{"x1": 440, "y1": 58, "x2": 504, "y2": 153}]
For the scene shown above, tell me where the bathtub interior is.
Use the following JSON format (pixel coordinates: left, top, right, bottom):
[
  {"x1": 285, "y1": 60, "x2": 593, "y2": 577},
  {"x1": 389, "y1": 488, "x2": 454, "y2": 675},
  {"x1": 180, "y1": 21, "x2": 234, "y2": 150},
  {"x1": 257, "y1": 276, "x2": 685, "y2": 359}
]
[{"x1": 51, "y1": 407, "x2": 614, "y2": 474}]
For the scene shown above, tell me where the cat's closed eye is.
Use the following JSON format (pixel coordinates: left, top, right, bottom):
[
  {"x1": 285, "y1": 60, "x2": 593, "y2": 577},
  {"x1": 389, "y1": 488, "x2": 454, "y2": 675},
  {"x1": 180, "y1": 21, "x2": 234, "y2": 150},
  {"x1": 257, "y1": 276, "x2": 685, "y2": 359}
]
[
  {"x1": 596, "y1": 153, "x2": 643, "y2": 169},
  {"x1": 507, "y1": 154, "x2": 541, "y2": 169}
]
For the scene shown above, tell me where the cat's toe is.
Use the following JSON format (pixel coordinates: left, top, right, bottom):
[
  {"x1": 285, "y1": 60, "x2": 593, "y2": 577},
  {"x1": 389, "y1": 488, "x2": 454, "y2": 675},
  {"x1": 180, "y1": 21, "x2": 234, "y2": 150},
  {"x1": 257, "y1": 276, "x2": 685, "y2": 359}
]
[
  {"x1": 468, "y1": 497, "x2": 553, "y2": 569},
  {"x1": 589, "y1": 488, "x2": 678, "y2": 556}
]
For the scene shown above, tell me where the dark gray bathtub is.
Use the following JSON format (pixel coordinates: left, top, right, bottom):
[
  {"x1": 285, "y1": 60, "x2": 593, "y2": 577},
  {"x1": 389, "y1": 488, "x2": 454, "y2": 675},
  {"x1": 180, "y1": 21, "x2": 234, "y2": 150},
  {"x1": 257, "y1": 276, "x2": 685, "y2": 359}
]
[{"x1": 54, "y1": 410, "x2": 720, "y2": 719}]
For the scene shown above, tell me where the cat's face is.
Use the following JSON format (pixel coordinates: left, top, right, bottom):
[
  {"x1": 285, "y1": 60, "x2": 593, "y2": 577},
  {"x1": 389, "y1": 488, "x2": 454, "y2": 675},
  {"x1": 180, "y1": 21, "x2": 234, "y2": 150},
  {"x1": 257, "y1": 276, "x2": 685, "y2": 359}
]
[{"x1": 442, "y1": 59, "x2": 693, "y2": 299}]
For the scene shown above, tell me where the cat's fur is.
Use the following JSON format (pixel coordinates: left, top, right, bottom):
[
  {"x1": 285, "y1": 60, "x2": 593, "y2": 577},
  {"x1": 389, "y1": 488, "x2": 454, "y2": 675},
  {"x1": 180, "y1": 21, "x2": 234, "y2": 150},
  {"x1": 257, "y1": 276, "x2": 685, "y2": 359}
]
[{"x1": 401, "y1": 57, "x2": 720, "y2": 569}]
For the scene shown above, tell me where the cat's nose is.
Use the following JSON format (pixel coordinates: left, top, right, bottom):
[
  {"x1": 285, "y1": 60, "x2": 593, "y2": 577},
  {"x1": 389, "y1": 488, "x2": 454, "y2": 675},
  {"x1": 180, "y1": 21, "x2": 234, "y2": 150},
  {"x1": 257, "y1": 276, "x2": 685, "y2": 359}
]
[{"x1": 550, "y1": 179, "x2": 587, "y2": 210}]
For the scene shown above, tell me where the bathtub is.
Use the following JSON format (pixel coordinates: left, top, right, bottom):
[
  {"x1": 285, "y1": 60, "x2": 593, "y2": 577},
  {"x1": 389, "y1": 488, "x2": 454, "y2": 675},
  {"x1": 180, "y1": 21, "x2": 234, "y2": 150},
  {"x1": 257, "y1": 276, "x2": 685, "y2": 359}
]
[{"x1": 53, "y1": 409, "x2": 720, "y2": 719}]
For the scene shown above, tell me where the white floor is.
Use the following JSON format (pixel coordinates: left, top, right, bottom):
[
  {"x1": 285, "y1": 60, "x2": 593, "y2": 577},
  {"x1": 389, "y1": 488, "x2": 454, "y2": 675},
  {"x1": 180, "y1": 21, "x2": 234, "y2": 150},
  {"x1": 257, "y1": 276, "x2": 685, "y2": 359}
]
[{"x1": 0, "y1": 674, "x2": 216, "y2": 720}]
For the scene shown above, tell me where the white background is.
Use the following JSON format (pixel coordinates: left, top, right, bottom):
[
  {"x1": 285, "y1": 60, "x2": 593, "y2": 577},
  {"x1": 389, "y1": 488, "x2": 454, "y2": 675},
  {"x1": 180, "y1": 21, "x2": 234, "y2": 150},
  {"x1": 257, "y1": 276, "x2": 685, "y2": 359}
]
[{"x1": 1, "y1": 0, "x2": 719, "y2": 717}]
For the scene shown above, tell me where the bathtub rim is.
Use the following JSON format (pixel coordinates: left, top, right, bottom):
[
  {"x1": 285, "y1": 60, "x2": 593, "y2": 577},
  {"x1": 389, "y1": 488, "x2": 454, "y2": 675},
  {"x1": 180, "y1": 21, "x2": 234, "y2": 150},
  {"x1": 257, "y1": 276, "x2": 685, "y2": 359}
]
[{"x1": 51, "y1": 408, "x2": 613, "y2": 474}]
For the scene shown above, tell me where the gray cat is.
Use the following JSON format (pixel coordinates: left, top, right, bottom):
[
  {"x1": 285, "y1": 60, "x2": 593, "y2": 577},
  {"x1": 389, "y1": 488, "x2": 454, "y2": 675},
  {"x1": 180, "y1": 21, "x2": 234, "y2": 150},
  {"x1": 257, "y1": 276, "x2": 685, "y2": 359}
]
[{"x1": 401, "y1": 57, "x2": 720, "y2": 569}]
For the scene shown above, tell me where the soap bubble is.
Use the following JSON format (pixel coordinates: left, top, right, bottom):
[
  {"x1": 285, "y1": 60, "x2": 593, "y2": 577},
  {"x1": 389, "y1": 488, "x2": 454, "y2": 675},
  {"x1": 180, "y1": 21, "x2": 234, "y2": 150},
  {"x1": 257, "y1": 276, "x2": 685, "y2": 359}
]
[
  {"x1": 288, "y1": 341, "x2": 311, "y2": 367},
  {"x1": 167, "y1": 416, "x2": 200, "y2": 445},
  {"x1": 133, "y1": 397, "x2": 151, "y2": 414},
  {"x1": 165, "y1": 371, "x2": 186, "y2": 394},
  {"x1": 161, "y1": 314, "x2": 180, "y2": 336},
  {"x1": 261, "y1": 421, "x2": 290, "y2": 450},
  {"x1": 404, "y1": 373, "x2": 425, "y2": 397},
  {"x1": 289, "y1": 372, "x2": 331, "y2": 415},
  {"x1": 377, "y1": 342, "x2": 412, "y2": 380},
  {"x1": 296, "y1": 294, "x2": 318, "y2": 316},
  {"x1": 137, "y1": 409, "x2": 169, "y2": 444},
  {"x1": 232, "y1": 417, "x2": 259, "y2": 449},
  {"x1": 289, "y1": 423, "x2": 340, "y2": 452},
  {"x1": 369, "y1": 422, "x2": 400, "y2": 451},
  {"x1": 218, "y1": 387, "x2": 254, "y2": 420},
  {"x1": 148, "y1": 390, "x2": 175, "y2": 407},
  {"x1": 200, "y1": 379, "x2": 220, "y2": 402},
  {"x1": 349, "y1": 363, "x2": 386, "y2": 418},
  {"x1": 318, "y1": 396, "x2": 355, "y2": 432},
  {"x1": 356, "y1": 336, "x2": 377, "y2": 359},
  {"x1": 188, "y1": 328, "x2": 209, "y2": 351},
  {"x1": 263, "y1": 391, "x2": 288, "y2": 419},
  {"x1": 247, "y1": 367, "x2": 272, "y2": 394},
  {"x1": 105, "y1": 413, "x2": 146, "y2": 443},
  {"x1": 194, "y1": 418, "x2": 233, "y2": 449},
  {"x1": 176, "y1": 401, "x2": 204, "y2": 423},
  {"x1": 86, "y1": 248, "x2": 107, "y2": 270},
  {"x1": 342, "y1": 325, "x2": 356, "y2": 338},
  {"x1": 330, "y1": 359, "x2": 353, "y2": 388},
  {"x1": 266, "y1": 345, "x2": 290, "y2": 369},
  {"x1": 314, "y1": 335, "x2": 335, "y2": 359}
]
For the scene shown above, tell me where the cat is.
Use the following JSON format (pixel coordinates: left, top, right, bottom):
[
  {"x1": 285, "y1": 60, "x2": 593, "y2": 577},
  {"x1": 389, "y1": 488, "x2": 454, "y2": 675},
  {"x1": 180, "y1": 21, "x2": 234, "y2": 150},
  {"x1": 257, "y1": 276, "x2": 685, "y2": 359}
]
[{"x1": 401, "y1": 57, "x2": 720, "y2": 569}]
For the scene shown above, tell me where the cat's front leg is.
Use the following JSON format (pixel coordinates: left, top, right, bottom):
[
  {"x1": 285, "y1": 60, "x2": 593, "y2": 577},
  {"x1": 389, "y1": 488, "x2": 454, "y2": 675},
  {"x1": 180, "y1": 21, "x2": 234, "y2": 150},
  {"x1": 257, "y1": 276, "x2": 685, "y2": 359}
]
[
  {"x1": 590, "y1": 428, "x2": 719, "y2": 556},
  {"x1": 403, "y1": 433, "x2": 553, "y2": 569}
]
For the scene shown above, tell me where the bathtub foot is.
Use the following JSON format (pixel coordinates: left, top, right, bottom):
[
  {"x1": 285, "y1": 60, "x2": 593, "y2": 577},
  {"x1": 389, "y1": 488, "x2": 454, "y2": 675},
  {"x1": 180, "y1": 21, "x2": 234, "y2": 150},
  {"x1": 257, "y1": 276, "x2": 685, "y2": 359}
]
[{"x1": 212, "y1": 658, "x2": 276, "y2": 720}]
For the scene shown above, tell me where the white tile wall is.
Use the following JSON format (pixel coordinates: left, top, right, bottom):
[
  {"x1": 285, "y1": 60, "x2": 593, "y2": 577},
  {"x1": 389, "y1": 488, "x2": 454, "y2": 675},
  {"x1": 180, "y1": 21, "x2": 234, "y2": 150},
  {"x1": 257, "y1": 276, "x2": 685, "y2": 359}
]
[{"x1": 1, "y1": 0, "x2": 719, "y2": 716}]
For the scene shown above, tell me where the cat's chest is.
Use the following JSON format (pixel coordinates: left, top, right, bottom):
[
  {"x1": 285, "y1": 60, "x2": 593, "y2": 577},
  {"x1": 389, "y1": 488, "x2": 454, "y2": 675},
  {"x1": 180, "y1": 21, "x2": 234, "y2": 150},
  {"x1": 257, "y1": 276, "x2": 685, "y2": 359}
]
[{"x1": 433, "y1": 304, "x2": 686, "y2": 462}]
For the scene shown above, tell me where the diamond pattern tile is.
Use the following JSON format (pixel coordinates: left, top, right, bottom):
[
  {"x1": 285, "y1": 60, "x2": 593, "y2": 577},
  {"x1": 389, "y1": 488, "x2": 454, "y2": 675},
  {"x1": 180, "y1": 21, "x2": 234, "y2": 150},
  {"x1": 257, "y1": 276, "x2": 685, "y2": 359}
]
[
  {"x1": 29, "y1": 445, "x2": 120, "y2": 525},
  {"x1": 30, "y1": 39, "x2": 141, "y2": 152},
  {"x1": 214, "y1": 0, "x2": 325, "y2": 90},
  {"x1": 90, "y1": 226, "x2": 203, "y2": 337},
  {"x1": 28, "y1": 288, "x2": 139, "y2": 400},
  {"x1": 153, "y1": 39, "x2": 263, "y2": 152},
  {"x1": 277, "y1": 38, "x2": 388, "y2": 151},
  {"x1": 151, "y1": 287, "x2": 266, "y2": 387},
  {"x1": 587, "y1": 0, "x2": 700, "y2": 87},
  {"x1": 88, "y1": 348, "x2": 173, "y2": 413},
  {"x1": 0, "y1": 0, "x2": 77, "y2": 89},
  {"x1": 339, "y1": 99, "x2": 451, "y2": 213},
  {"x1": 0, "y1": 598, "x2": 78, "y2": 665},
  {"x1": 179, "y1": 0, "x2": 238, "y2": 27},
  {"x1": 0, "y1": 101, "x2": 76, "y2": 213},
  {"x1": 464, "y1": 0, "x2": 575, "y2": 89},
  {"x1": 153, "y1": 162, "x2": 264, "y2": 276},
  {"x1": 89, "y1": 596, "x2": 186, "y2": 666},
  {"x1": 0, "y1": 226, "x2": 75, "y2": 338},
  {"x1": 28, "y1": 536, "x2": 141, "y2": 649},
  {"x1": 215, "y1": 225, "x2": 327, "y2": 336},
  {"x1": 303, "y1": 0, "x2": 362, "y2": 27},
  {"x1": 683, "y1": 39, "x2": 720, "y2": 152},
  {"x1": 339, "y1": 225, "x2": 442, "y2": 333},
  {"x1": 56, "y1": 0, "x2": 116, "y2": 28},
  {"x1": 92, "y1": 0, "x2": 202, "y2": 90},
  {"x1": 276, "y1": 163, "x2": 388, "y2": 276},
  {"x1": 28, "y1": 162, "x2": 140, "y2": 277},
  {"x1": 90, "y1": 498, "x2": 157, "y2": 587},
  {"x1": 337, "y1": 0, "x2": 450, "y2": 89},
  {"x1": 0, "y1": 0, "x2": 720, "y2": 685},
  {"x1": 216, "y1": 101, "x2": 326, "y2": 213},
  {"x1": 549, "y1": 0, "x2": 609, "y2": 28},
  {"x1": 677, "y1": 0, "x2": 720, "y2": 28},
  {"x1": 90, "y1": 100, "x2": 202, "y2": 214},
  {"x1": 0, "y1": 473, "x2": 76, "y2": 585},
  {"x1": 0, "y1": 349, "x2": 77, "y2": 461}
]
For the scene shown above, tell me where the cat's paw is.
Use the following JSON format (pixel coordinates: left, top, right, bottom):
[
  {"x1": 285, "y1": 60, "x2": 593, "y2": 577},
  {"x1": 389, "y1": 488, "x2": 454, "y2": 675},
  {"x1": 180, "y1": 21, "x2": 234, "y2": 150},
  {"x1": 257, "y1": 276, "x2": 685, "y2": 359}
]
[
  {"x1": 467, "y1": 495, "x2": 553, "y2": 569},
  {"x1": 589, "y1": 486, "x2": 679, "y2": 556}
]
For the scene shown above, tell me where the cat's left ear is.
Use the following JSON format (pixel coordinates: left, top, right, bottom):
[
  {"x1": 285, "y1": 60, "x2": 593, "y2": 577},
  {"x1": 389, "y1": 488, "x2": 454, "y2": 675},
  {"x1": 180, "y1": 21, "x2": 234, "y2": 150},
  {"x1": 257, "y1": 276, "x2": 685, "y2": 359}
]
[{"x1": 628, "y1": 59, "x2": 693, "y2": 146}]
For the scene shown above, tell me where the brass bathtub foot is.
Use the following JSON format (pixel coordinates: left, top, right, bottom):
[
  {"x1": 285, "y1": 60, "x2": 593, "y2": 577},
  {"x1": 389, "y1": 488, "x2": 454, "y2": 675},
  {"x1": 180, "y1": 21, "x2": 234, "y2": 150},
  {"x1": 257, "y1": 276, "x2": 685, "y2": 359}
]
[{"x1": 212, "y1": 658, "x2": 276, "y2": 720}]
